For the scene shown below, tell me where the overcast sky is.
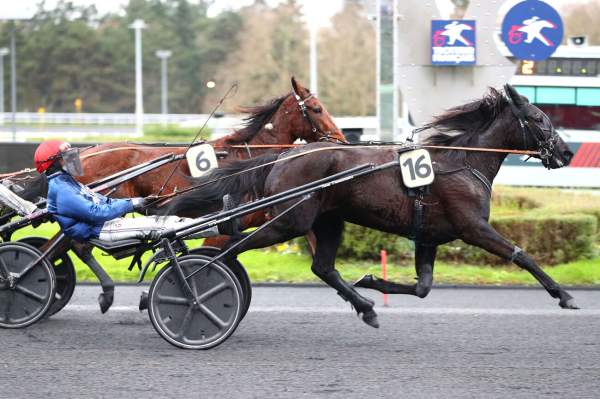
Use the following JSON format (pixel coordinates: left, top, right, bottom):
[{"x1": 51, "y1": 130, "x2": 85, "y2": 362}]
[
  {"x1": 2, "y1": 0, "x2": 348, "y2": 28},
  {"x1": 1, "y1": 0, "x2": 585, "y2": 27}
]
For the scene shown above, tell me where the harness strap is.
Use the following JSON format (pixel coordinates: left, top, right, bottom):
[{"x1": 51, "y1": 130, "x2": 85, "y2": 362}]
[
  {"x1": 465, "y1": 163, "x2": 492, "y2": 195},
  {"x1": 243, "y1": 142, "x2": 260, "y2": 200},
  {"x1": 434, "y1": 163, "x2": 492, "y2": 196},
  {"x1": 0, "y1": 168, "x2": 36, "y2": 180},
  {"x1": 243, "y1": 142, "x2": 253, "y2": 158},
  {"x1": 411, "y1": 193, "x2": 425, "y2": 242}
]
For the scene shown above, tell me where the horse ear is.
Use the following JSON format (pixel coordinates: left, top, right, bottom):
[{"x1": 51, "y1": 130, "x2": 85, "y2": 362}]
[
  {"x1": 291, "y1": 76, "x2": 301, "y2": 99},
  {"x1": 504, "y1": 84, "x2": 524, "y2": 107}
]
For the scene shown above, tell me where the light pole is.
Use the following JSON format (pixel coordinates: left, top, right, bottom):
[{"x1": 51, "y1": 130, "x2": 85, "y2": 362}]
[
  {"x1": 130, "y1": 19, "x2": 146, "y2": 137},
  {"x1": 309, "y1": 24, "x2": 318, "y2": 95},
  {"x1": 0, "y1": 6, "x2": 35, "y2": 141},
  {"x1": 9, "y1": 22, "x2": 17, "y2": 141},
  {"x1": 155, "y1": 49, "x2": 172, "y2": 123},
  {"x1": 0, "y1": 48, "x2": 8, "y2": 125}
]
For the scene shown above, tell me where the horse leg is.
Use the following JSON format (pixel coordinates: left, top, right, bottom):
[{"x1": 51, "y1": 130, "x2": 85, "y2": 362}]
[
  {"x1": 304, "y1": 230, "x2": 317, "y2": 256},
  {"x1": 355, "y1": 243, "x2": 437, "y2": 298},
  {"x1": 218, "y1": 204, "x2": 379, "y2": 327},
  {"x1": 203, "y1": 213, "x2": 261, "y2": 248},
  {"x1": 203, "y1": 209, "x2": 317, "y2": 256},
  {"x1": 311, "y1": 214, "x2": 379, "y2": 328},
  {"x1": 460, "y1": 220, "x2": 578, "y2": 309},
  {"x1": 71, "y1": 242, "x2": 115, "y2": 313}
]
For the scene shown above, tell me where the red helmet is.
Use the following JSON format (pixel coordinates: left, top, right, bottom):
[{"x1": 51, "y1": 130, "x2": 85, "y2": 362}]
[{"x1": 34, "y1": 140, "x2": 66, "y2": 173}]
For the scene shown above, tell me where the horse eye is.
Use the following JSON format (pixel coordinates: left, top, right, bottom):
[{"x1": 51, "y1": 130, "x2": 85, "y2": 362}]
[{"x1": 312, "y1": 106, "x2": 322, "y2": 114}]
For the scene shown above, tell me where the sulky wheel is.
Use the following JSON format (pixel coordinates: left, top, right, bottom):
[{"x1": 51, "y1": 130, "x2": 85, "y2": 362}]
[
  {"x1": 189, "y1": 246, "x2": 252, "y2": 321},
  {"x1": 0, "y1": 242, "x2": 56, "y2": 328},
  {"x1": 148, "y1": 255, "x2": 243, "y2": 350},
  {"x1": 17, "y1": 236, "x2": 76, "y2": 317}
]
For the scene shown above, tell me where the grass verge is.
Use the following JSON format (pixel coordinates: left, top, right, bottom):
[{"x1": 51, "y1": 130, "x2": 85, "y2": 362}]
[{"x1": 9, "y1": 223, "x2": 600, "y2": 286}]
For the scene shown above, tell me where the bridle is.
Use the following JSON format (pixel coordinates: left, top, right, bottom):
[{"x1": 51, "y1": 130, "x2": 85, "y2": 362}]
[
  {"x1": 293, "y1": 92, "x2": 346, "y2": 144},
  {"x1": 504, "y1": 92, "x2": 559, "y2": 169}
]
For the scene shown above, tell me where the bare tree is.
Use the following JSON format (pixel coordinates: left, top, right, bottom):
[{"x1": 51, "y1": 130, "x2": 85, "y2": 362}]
[
  {"x1": 203, "y1": 1, "x2": 308, "y2": 112},
  {"x1": 318, "y1": 2, "x2": 376, "y2": 116},
  {"x1": 562, "y1": 1, "x2": 600, "y2": 45}
]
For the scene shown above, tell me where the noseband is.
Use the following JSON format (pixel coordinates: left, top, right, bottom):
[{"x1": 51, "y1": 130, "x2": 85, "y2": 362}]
[
  {"x1": 505, "y1": 94, "x2": 558, "y2": 168},
  {"x1": 294, "y1": 93, "x2": 345, "y2": 144}
]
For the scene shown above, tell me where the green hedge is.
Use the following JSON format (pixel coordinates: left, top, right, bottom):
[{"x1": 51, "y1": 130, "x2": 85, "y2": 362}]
[
  {"x1": 439, "y1": 214, "x2": 596, "y2": 265},
  {"x1": 339, "y1": 214, "x2": 597, "y2": 266},
  {"x1": 338, "y1": 223, "x2": 414, "y2": 261}
]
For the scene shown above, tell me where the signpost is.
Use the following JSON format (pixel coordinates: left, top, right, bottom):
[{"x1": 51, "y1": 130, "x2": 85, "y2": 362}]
[
  {"x1": 501, "y1": 0, "x2": 563, "y2": 61},
  {"x1": 431, "y1": 20, "x2": 476, "y2": 66}
]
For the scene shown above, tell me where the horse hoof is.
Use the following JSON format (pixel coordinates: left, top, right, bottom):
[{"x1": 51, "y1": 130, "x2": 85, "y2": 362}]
[
  {"x1": 98, "y1": 290, "x2": 114, "y2": 314},
  {"x1": 559, "y1": 298, "x2": 580, "y2": 310},
  {"x1": 361, "y1": 309, "x2": 380, "y2": 329},
  {"x1": 354, "y1": 274, "x2": 373, "y2": 288}
]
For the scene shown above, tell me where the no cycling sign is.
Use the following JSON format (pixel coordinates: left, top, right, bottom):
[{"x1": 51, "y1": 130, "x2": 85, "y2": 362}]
[{"x1": 501, "y1": 0, "x2": 563, "y2": 61}]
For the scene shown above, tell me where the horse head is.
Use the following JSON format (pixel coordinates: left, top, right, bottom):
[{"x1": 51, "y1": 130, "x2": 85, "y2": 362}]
[
  {"x1": 504, "y1": 84, "x2": 573, "y2": 169},
  {"x1": 274, "y1": 77, "x2": 347, "y2": 144}
]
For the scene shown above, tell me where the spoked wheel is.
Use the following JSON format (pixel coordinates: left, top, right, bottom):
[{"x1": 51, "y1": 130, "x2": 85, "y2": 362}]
[
  {"x1": 189, "y1": 246, "x2": 252, "y2": 320},
  {"x1": 148, "y1": 255, "x2": 243, "y2": 350},
  {"x1": 0, "y1": 242, "x2": 56, "y2": 328},
  {"x1": 17, "y1": 236, "x2": 76, "y2": 316}
]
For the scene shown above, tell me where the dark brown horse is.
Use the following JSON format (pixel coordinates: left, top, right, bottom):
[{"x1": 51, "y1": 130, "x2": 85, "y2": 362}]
[{"x1": 163, "y1": 84, "x2": 576, "y2": 328}]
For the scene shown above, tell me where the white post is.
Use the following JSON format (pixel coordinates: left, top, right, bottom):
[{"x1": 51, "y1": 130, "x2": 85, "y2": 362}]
[
  {"x1": 10, "y1": 23, "x2": 17, "y2": 141},
  {"x1": 155, "y1": 50, "x2": 172, "y2": 125},
  {"x1": 392, "y1": 0, "x2": 399, "y2": 140},
  {"x1": 309, "y1": 24, "x2": 318, "y2": 95},
  {"x1": 0, "y1": 48, "x2": 8, "y2": 126},
  {"x1": 130, "y1": 19, "x2": 146, "y2": 137},
  {"x1": 375, "y1": 0, "x2": 381, "y2": 140}
]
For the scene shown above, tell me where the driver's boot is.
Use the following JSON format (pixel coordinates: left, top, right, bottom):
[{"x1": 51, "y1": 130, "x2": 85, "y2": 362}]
[{"x1": 217, "y1": 194, "x2": 241, "y2": 236}]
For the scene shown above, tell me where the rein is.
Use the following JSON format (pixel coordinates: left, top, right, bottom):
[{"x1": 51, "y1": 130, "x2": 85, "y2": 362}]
[
  {"x1": 79, "y1": 146, "x2": 149, "y2": 160},
  {"x1": 155, "y1": 84, "x2": 239, "y2": 196},
  {"x1": 0, "y1": 168, "x2": 36, "y2": 180},
  {"x1": 147, "y1": 143, "x2": 540, "y2": 204}
]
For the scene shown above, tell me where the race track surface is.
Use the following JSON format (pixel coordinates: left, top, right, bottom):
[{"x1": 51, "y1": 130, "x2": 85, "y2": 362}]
[{"x1": 1, "y1": 285, "x2": 599, "y2": 399}]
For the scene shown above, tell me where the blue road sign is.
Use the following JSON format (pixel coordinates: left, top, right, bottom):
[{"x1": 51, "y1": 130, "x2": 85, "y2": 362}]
[
  {"x1": 501, "y1": 0, "x2": 563, "y2": 61},
  {"x1": 431, "y1": 20, "x2": 476, "y2": 65}
]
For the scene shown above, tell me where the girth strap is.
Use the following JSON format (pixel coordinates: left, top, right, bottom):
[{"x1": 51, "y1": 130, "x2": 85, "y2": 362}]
[
  {"x1": 465, "y1": 163, "x2": 492, "y2": 195},
  {"x1": 435, "y1": 163, "x2": 492, "y2": 197},
  {"x1": 409, "y1": 187, "x2": 426, "y2": 242}
]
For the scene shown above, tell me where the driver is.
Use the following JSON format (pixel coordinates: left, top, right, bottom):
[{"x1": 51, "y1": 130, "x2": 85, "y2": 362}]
[{"x1": 34, "y1": 140, "x2": 239, "y2": 242}]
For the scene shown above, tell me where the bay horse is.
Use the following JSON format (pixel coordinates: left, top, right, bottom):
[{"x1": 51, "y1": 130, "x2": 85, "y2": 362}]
[
  {"x1": 1, "y1": 77, "x2": 345, "y2": 248},
  {"x1": 162, "y1": 84, "x2": 576, "y2": 328}
]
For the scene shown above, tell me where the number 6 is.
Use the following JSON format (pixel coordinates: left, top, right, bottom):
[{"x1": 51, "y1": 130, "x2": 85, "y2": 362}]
[{"x1": 196, "y1": 151, "x2": 211, "y2": 171}]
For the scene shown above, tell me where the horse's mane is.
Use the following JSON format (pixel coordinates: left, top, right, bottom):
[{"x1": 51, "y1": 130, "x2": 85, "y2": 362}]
[
  {"x1": 223, "y1": 94, "x2": 290, "y2": 144},
  {"x1": 423, "y1": 88, "x2": 507, "y2": 152}
]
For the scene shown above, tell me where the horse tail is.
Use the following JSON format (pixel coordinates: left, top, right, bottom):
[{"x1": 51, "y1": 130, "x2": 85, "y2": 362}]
[
  {"x1": 156, "y1": 153, "x2": 279, "y2": 216},
  {"x1": 13, "y1": 172, "x2": 48, "y2": 202}
]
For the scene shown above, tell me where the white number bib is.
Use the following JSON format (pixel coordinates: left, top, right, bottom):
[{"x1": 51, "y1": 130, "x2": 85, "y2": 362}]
[
  {"x1": 186, "y1": 144, "x2": 218, "y2": 177},
  {"x1": 399, "y1": 149, "x2": 435, "y2": 188}
]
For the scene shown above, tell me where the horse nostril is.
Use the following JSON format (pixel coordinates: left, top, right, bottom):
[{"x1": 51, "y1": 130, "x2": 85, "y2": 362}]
[{"x1": 563, "y1": 151, "x2": 573, "y2": 164}]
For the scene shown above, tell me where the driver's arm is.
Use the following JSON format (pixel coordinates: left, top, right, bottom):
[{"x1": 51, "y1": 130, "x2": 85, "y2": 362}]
[{"x1": 55, "y1": 184, "x2": 133, "y2": 224}]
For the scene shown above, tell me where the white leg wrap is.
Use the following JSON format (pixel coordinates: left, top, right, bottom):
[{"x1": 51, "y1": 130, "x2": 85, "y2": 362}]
[{"x1": 98, "y1": 216, "x2": 219, "y2": 242}]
